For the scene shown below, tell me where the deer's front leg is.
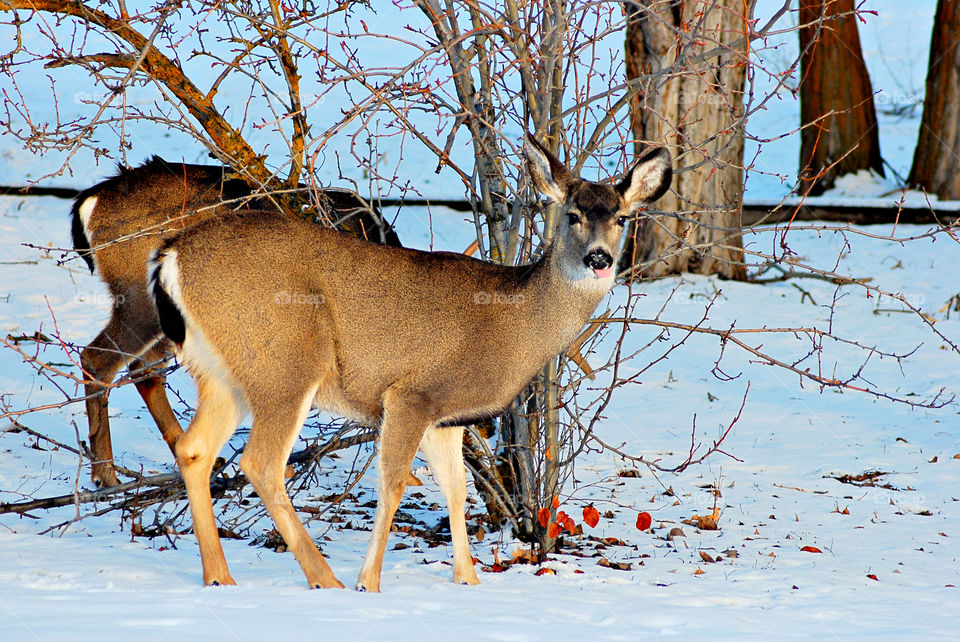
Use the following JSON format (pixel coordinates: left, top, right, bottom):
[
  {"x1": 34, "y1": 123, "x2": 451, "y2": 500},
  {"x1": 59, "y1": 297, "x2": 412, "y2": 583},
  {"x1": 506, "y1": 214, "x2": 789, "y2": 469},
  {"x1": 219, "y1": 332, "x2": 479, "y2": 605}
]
[{"x1": 356, "y1": 389, "x2": 432, "y2": 592}]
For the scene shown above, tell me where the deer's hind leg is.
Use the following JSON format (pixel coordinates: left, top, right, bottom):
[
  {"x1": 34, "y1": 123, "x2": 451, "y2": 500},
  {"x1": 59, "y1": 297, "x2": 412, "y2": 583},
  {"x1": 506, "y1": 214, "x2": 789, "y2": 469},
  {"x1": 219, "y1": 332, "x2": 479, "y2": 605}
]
[
  {"x1": 176, "y1": 374, "x2": 245, "y2": 586},
  {"x1": 81, "y1": 299, "x2": 163, "y2": 487},
  {"x1": 419, "y1": 426, "x2": 480, "y2": 586},
  {"x1": 130, "y1": 339, "x2": 184, "y2": 454},
  {"x1": 239, "y1": 383, "x2": 344, "y2": 590}
]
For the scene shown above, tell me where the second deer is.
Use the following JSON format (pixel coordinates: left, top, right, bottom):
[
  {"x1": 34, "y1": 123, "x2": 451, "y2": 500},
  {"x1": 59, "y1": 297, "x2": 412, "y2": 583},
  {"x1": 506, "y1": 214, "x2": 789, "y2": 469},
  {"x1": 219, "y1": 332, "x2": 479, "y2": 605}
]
[
  {"x1": 72, "y1": 157, "x2": 397, "y2": 487},
  {"x1": 148, "y1": 136, "x2": 671, "y2": 590}
]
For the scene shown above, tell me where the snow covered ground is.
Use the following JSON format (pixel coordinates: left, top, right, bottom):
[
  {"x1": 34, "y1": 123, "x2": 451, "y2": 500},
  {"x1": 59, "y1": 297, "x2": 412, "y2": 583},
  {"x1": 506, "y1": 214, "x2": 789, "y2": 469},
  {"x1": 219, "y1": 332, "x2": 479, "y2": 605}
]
[
  {"x1": 2, "y1": 199, "x2": 959, "y2": 639},
  {"x1": 2, "y1": 1, "x2": 960, "y2": 640}
]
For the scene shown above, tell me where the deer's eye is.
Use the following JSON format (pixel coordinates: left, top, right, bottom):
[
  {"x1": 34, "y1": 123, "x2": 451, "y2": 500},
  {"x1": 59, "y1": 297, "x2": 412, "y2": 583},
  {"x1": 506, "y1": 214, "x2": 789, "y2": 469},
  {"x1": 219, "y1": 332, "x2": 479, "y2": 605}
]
[
  {"x1": 567, "y1": 212, "x2": 582, "y2": 226},
  {"x1": 616, "y1": 215, "x2": 628, "y2": 227}
]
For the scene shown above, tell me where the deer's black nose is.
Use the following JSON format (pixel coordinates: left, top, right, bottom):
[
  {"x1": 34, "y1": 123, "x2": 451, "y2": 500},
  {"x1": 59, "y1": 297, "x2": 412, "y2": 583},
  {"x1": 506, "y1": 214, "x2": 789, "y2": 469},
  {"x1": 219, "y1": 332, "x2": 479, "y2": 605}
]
[{"x1": 583, "y1": 249, "x2": 613, "y2": 271}]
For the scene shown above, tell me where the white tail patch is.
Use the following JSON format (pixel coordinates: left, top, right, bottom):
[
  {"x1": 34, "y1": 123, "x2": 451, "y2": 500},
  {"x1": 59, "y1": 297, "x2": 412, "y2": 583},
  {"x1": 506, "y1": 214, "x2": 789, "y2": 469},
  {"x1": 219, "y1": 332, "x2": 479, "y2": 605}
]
[
  {"x1": 151, "y1": 249, "x2": 246, "y2": 413},
  {"x1": 78, "y1": 195, "x2": 98, "y2": 271},
  {"x1": 78, "y1": 195, "x2": 97, "y2": 231},
  {"x1": 151, "y1": 248, "x2": 183, "y2": 310}
]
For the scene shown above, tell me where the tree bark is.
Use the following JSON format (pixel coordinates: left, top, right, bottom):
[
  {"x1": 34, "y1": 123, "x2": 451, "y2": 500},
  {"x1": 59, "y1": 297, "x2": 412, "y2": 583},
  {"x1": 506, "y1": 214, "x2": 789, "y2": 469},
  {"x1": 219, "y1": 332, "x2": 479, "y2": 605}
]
[
  {"x1": 798, "y1": 0, "x2": 884, "y2": 196},
  {"x1": 908, "y1": 0, "x2": 960, "y2": 200},
  {"x1": 620, "y1": 0, "x2": 748, "y2": 280}
]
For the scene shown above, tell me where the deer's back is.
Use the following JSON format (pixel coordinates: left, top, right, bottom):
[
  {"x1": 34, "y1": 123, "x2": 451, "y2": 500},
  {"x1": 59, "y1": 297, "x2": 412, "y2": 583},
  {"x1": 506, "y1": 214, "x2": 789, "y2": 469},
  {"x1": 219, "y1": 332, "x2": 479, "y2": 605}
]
[
  {"x1": 78, "y1": 158, "x2": 250, "y2": 287},
  {"x1": 170, "y1": 212, "x2": 550, "y2": 421}
]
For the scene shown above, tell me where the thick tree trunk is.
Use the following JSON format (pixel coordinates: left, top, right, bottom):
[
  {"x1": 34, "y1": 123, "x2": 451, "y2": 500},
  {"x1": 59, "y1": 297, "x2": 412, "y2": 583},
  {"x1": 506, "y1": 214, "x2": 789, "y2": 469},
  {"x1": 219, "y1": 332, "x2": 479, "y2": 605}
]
[
  {"x1": 798, "y1": 0, "x2": 884, "y2": 196},
  {"x1": 908, "y1": 0, "x2": 960, "y2": 200},
  {"x1": 620, "y1": 0, "x2": 747, "y2": 280}
]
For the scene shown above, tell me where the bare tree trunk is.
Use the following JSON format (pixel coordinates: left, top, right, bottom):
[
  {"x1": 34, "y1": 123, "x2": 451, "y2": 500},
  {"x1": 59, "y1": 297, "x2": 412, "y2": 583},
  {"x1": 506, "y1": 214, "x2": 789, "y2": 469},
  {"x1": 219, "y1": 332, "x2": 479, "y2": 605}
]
[
  {"x1": 620, "y1": 0, "x2": 748, "y2": 280},
  {"x1": 798, "y1": 0, "x2": 884, "y2": 196},
  {"x1": 908, "y1": 0, "x2": 960, "y2": 200}
]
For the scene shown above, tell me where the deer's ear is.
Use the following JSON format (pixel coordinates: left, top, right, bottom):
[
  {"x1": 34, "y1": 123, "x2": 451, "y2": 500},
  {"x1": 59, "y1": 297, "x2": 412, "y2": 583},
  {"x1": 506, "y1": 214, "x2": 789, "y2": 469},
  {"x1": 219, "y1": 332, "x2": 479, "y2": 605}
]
[
  {"x1": 524, "y1": 134, "x2": 575, "y2": 204},
  {"x1": 617, "y1": 147, "x2": 672, "y2": 206}
]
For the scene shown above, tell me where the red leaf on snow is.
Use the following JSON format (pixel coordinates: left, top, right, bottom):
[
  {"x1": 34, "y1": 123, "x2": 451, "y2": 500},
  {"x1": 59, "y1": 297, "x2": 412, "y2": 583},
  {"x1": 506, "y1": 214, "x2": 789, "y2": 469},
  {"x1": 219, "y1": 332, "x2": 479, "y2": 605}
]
[
  {"x1": 800, "y1": 546, "x2": 823, "y2": 553},
  {"x1": 867, "y1": 574, "x2": 879, "y2": 581},
  {"x1": 636, "y1": 512, "x2": 653, "y2": 531},
  {"x1": 583, "y1": 505, "x2": 600, "y2": 528}
]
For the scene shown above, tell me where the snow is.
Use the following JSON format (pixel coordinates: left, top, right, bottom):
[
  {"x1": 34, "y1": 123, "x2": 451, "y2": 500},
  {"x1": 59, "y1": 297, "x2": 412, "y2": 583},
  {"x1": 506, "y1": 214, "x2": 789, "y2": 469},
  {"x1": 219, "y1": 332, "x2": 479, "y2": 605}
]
[
  {"x1": 749, "y1": 169, "x2": 960, "y2": 211},
  {"x1": 2, "y1": 1, "x2": 960, "y2": 639},
  {"x1": 2, "y1": 200, "x2": 959, "y2": 639}
]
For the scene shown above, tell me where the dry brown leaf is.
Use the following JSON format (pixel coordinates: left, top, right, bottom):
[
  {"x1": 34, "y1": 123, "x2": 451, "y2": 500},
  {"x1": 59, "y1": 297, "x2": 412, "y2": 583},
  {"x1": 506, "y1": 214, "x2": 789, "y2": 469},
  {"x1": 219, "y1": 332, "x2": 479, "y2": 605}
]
[
  {"x1": 597, "y1": 557, "x2": 632, "y2": 571},
  {"x1": 511, "y1": 548, "x2": 538, "y2": 565},
  {"x1": 684, "y1": 511, "x2": 719, "y2": 531}
]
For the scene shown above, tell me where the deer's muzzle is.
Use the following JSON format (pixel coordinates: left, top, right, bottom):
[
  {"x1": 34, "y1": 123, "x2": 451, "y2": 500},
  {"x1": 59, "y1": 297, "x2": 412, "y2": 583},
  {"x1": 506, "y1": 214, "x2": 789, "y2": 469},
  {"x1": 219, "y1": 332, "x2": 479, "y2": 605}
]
[{"x1": 583, "y1": 249, "x2": 613, "y2": 278}]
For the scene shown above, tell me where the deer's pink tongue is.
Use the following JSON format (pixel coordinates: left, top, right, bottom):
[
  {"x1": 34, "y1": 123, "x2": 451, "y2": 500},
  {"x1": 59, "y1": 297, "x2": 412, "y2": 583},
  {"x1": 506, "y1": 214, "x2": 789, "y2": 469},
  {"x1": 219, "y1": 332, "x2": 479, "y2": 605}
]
[{"x1": 593, "y1": 266, "x2": 613, "y2": 279}]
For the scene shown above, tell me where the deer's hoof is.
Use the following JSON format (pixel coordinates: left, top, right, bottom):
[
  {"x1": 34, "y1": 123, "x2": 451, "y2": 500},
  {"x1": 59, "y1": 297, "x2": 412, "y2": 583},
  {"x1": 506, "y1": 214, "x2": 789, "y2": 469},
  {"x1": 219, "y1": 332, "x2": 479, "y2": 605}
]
[{"x1": 355, "y1": 582, "x2": 380, "y2": 593}]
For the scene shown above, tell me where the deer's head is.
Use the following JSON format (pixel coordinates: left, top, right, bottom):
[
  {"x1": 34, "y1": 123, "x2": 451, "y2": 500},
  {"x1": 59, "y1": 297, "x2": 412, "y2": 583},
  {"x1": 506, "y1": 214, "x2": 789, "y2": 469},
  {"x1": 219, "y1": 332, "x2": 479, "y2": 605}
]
[{"x1": 525, "y1": 135, "x2": 672, "y2": 284}]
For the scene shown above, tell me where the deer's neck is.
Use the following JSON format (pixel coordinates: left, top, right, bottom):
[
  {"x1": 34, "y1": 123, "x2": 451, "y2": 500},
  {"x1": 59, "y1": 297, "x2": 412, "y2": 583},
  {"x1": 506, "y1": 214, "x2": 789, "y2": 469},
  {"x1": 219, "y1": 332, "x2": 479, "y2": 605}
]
[{"x1": 509, "y1": 243, "x2": 612, "y2": 358}]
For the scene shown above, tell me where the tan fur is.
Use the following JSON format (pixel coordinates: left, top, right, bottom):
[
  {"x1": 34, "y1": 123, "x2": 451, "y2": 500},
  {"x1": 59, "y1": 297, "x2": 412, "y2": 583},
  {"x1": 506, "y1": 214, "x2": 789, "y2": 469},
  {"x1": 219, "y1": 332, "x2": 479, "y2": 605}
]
[{"x1": 151, "y1": 137, "x2": 672, "y2": 590}]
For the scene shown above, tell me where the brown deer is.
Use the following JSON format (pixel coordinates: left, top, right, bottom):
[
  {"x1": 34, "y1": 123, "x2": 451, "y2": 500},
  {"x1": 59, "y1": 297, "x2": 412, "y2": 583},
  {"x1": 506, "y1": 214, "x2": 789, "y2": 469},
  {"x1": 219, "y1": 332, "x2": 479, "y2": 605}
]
[
  {"x1": 148, "y1": 136, "x2": 671, "y2": 591},
  {"x1": 72, "y1": 157, "x2": 397, "y2": 487}
]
